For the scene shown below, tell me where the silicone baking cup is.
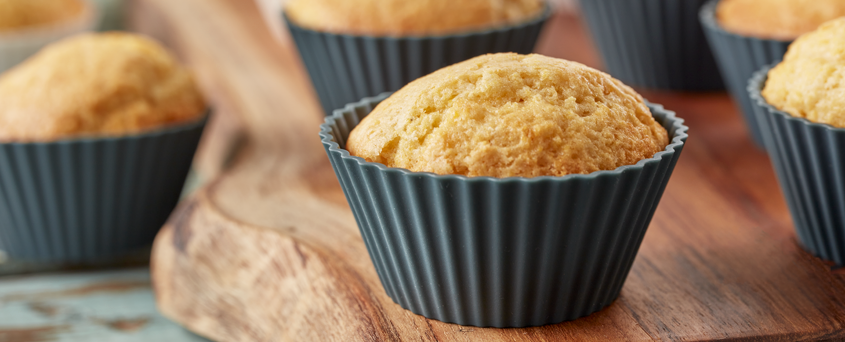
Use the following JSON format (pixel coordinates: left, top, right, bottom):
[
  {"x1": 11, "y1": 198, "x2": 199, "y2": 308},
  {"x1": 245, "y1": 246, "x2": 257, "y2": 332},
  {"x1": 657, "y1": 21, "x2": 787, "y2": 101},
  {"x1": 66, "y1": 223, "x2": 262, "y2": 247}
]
[
  {"x1": 0, "y1": 0, "x2": 97, "y2": 73},
  {"x1": 0, "y1": 115, "x2": 207, "y2": 262},
  {"x1": 320, "y1": 94, "x2": 688, "y2": 327},
  {"x1": 284, "y1": 6, "x2": 550, "y2": 115},
  {"x1": 579, "y1": 0, "x2": 723, "y2": 91},
  {"x1": 700, "y1": 0, "x2": 791, "y2": 147},
  {"x1": 749, "y1": 68, "x2": 845, "y2": 266},
  {"x1": 89, "y1": 0, "x2": 125, "y2": 31}
]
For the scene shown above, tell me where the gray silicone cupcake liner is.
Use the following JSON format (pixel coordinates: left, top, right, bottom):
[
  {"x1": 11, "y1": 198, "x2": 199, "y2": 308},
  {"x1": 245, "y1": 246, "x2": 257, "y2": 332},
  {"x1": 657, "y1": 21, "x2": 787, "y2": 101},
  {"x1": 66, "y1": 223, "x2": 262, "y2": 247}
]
[
  {"x1": 749, "y1": 68, "x2": 845, "y2": 266},
  {"x1": 0, "y1": 114, "x2": 207, "y2": 262},
  {"x1": 90, "y1": 0, "x2": 125, "y2": 31},
  {"x1": 579, "y1": 0, "x2": 723, "y2": 91},
  {"x1": 320, "y1": 94, "x2": 688, "y2": 327},
  {"x1": 700, "y1": 0, "x2": 791, "y2": 147},
  {"x1": 284, "y1": 6, "x2": 550, "y2": 115}
]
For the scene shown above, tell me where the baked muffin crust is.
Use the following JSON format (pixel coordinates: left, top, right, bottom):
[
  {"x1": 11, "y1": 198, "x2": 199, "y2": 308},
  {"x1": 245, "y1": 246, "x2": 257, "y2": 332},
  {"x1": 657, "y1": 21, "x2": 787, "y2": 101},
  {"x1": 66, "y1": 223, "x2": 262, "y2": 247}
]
[
  {"x1": 346, "y1": 53, "x2": 669, "y2": 178},
  {"x1": 0, "y1": 0, "x2": 86, "y2": 32},
  {"x1": 0, "y1": 32, "x2": 206, "y2": 142},
  {"x1": 762, "y1": 18, "x2": 845, "y2": 128},
  {"x1": 716, "y1": 0, "x2": 845, "y2": 40},
  {"x1": 285, "y1": 0, "x2": 545, "y2": 36}
]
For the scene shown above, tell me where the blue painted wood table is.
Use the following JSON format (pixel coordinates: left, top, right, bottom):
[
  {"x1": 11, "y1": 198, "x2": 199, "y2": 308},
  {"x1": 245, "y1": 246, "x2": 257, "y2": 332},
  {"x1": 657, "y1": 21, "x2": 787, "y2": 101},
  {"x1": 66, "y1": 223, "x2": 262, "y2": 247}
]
[{"x1": 0, "y1": 265, "x2": 210, "y2": 341}]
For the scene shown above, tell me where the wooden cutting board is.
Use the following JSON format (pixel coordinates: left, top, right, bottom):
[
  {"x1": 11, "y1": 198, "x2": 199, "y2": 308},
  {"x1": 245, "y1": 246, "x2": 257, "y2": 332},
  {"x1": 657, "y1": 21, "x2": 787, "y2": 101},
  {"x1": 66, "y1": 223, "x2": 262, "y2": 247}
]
[{"x1": 128, "y1": 0, "x2": 845, "y2": 340}]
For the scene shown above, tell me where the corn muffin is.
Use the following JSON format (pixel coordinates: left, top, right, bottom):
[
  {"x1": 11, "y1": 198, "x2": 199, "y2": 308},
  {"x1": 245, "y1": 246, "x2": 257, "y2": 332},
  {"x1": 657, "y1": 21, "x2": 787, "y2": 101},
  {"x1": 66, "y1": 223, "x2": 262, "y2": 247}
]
[
  {"x1": 0, "y1": 32, "x2": 206, "y2": 142},
  {"x1": 762, "y1": 18, "x2": 845, "y2": 128},
  {"x1": 346, "y1": 53, "x2": 669, "y2": 178},
  {"x1": 716, "y1": 0, "x2": 845, "y2": 40},
  {"x1": 0, "y1": 0, "x2": 87, "y2": 32},
  {"x1": 285, "y1": 0, "x2": 545, "y2": 36}
]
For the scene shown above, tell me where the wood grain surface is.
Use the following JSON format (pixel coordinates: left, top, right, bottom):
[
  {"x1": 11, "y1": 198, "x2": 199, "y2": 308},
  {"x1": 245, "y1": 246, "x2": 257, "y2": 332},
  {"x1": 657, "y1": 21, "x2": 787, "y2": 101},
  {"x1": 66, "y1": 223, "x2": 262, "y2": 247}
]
[{"x1": 131, "y1": 0, "x2": 845, "y2": 340}]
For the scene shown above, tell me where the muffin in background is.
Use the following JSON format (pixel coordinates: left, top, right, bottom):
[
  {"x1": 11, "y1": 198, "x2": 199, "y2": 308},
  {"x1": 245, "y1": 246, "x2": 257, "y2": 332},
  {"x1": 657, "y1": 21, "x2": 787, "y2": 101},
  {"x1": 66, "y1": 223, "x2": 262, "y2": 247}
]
[
  {"x1": 762, "y1": 18, "x2": 845, "y2": 128},
  {"x1": 286, "y1": 0, "x2": 544, "y2": 36},
  {"x1": 701, "y1": 0, "x2": 803, "y2": 147},
  {"x1": 717, "y1": 0, "x2": 845, "y2": 40},
  {"x1": 579, "y1": 0, "x2": 724, "y2": 91},
  {"x1": 0, "y1": 33, "x2": 205, "y2": 141},
  {"x1": 321, "y1": 53, "x2": 687, "y2": 327},
  {"x1": 749, "y1": 17, "x2": 845, "y2": 266},
  {"x1": 0, "y1": 0, "x2": 96, "y2": 72},
  {"x1": 283, "y1": 0, "x2": 550, "y2": 115},
  {"x1": 0, "y1": 0, "x2": 86, "y2": 30},
  {"x1": 347, "y1": 53, "x2": 668, "y2": 178},
  {"x1": 0, "y1": 32, "x2": 207, "y2": 262}
]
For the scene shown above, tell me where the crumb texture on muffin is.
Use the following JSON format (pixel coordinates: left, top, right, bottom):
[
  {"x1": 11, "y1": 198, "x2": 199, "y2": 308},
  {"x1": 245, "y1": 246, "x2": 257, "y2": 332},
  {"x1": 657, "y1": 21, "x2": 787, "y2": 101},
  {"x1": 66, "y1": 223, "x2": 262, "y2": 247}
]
[
  {"x1": 0, "y1": 32, "x2": 206, "y2": 142},
  {"x1": 0, "y1": 0, "x2": 86, "y2": 32},
  {"x1": 716, "y1": 0, "x2": 845, "y2": 40},
  {"x1": 346, "y1": 53, "x2": 669, "y2": 178},
  {"x1": 762, "y1": 18, "x2": 845, "y2": 128},
  {"x1": 285, "y1": 0, "x2": 544, "y2": 36}
]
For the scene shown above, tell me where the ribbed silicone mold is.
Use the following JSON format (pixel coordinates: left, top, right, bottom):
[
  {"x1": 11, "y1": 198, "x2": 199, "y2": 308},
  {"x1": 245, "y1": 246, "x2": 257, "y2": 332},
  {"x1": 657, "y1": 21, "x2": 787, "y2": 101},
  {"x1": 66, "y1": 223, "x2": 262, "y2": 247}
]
[
  {"x1": 749, "y1": 68, "x2": 845, "y2": 266},
  {"x1": 89, "y1": 0, "x2": 125, "y2": 31},
  {"x1": 284, "y1": 6, "x2": 550, "y2": 115},
  {"x1": 700, "y1": 0, "x2": 791, "y2": 147},
  {"x1": 0, "y1": 116, "x2": 207, "y2": 262},
  {"x1": 579, "y1": 0, "x2": 723, "y2": 91},
  {"x1": 320, "y1": 94, "x2": 688, "y2": 327}
]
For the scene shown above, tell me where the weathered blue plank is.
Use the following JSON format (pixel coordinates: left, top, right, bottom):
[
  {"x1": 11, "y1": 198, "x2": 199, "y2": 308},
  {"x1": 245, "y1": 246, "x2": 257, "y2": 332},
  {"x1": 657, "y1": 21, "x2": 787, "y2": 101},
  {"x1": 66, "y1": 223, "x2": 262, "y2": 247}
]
[{"x1": 0, "y1": 268, "x2": 211, "y2": 342}]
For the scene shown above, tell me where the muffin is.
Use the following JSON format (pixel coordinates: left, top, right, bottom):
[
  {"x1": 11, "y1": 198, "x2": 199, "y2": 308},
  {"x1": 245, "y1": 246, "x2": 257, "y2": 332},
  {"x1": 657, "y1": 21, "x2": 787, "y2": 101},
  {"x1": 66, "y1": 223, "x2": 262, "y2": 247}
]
[
  {"x1": 762, "y1": 19, "x2": 845, "y2": 128},
  {"x1": 717, "y1": 0, "x2": 845, "y2": 40},
  {"x1": 0, "y1": 0, "x2": 96, "y2": 73},
  {"x1": 749, "y1": 18, "x2": 845, "y2": 265},
  {"x1": 347, "y1": 54, "x2": 669, "y2": 178},
  {"x1": 321, "y1": 53, "x2": 688, "y2": 327},
  {"x1": 700, "y1": 0, "x2": 844, "y2": 147},
  {"x1": 286, "y1": 0, "x2": 544, "y2": 36},
  {"x1": 0, "y1": 33, "x2": 207, "y2": 262},
  {"x1": 0, "y1": 0, "x2": 86, "y2": 30},
  {"x1": 0, "y1": 33, "x2": 205, "y2": 141},
  {"x1": 579, "y1": 0, "x2": 724, "y2": 91},
  {"x1": 283, "y1": 0, "x2": 550, "y2": 115}
]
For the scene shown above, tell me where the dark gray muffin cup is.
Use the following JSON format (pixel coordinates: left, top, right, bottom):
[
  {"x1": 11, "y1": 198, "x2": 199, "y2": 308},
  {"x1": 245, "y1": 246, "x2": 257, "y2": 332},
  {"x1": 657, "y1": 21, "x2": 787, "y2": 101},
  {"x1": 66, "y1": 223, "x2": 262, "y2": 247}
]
[
  {"x1": 700, "y1": 0, "x2": 792, "y2": 147},
  {"x1": 284, "y1": 6, "x2": 551, "y2": 116},
  {"x1": 0, "y1": 114, "x2": 208, "y2": 262},
  {"x1": 578, "y1": 0, "x2": 724, "y2": 91},
  {"x1": 320, "y1": 94, "x2": 688, "y2": 327},
  {"x1": 749, "y1": 68, "x2": 845, "y2": 266}
]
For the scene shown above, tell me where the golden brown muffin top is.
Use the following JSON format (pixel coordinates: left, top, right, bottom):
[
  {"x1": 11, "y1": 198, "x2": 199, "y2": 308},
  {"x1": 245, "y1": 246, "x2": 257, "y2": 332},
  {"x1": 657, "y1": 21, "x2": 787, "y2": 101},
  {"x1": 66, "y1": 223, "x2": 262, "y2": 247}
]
[
  {"x1": 346, "y1": 53, "x2": 669, "y2": 178},
  {"x1": 716, "y1": 0, "x2": 845, "y2": 40},
  {"x1": 285, "y1": 0, "x2": 545, "y2": 36},
  {"x1": 0, "y1": 0, "x2": 87, "y2": 32},
  {"x1": 0, "y1": 33, "x2": 206, "y2": 142},
  {"x1": 762, "y1": 18, "x2": 845, "y2": 128}
]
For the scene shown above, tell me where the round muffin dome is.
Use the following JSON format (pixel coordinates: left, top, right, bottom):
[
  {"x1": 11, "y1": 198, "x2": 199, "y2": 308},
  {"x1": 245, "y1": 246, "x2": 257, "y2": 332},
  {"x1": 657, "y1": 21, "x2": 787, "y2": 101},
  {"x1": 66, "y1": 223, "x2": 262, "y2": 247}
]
[
  {"x1": 0, "y1": 32, "x2": 206, "y2": 142},
  {"x1": 346, "y1": 53, "x2": 669, "y2": 178},
  {"x1": 284, "y1": 0, "x2": 545, "y2": 36},
  {"x1": 0, "y1": 0, "x2": 86, "y2": 32},
  {"x1": 716, "y1": 0, "x2": 845, "y2": 40},
  {"x1": 762, "y1": 18, "x2": 845, "y2": 128}
]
